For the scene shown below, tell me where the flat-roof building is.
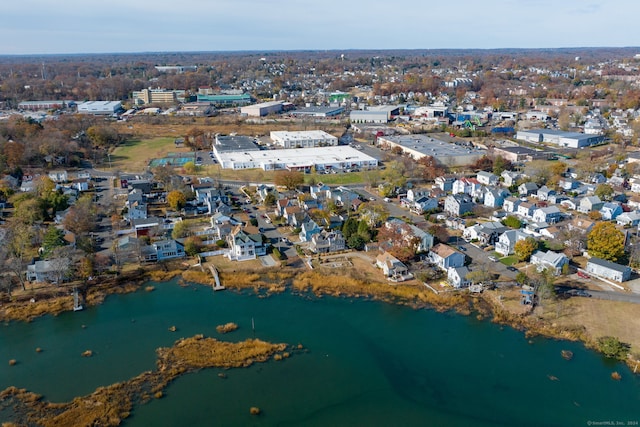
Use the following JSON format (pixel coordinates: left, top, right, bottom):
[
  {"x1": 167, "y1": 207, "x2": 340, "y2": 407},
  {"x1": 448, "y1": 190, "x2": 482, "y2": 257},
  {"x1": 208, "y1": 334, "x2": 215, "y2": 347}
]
[
  {"x1": 516, "y1": 129, "x2": 604, "y2": 148},
  {"x1": 18, "y1": 100, "x2": 75, "y2": 111},
  {"x1": 377, "y1": 135, "x2": 486, "y2": 167},
  {"x1": 290, "y1": 106, "x2": 344, "y2": 118},
  {"x1": 493, "y1": 145, "x2": 551, "y2": 162},
  {"x1": 196, "y1": 93, "x2": 253, "y2": 107},
  {"x1": 270, "y1": 130, "x2": 338, "y2": 149},
  {"x1": 216, "y1": 146, "x2": 378, "y2": 171},
  {"x1": 132, "y1": 88, "x2": 186, "y2": 105},
  {"x1": 213, "y1": 135, "x2": 260, "y2": 153},
  {"x1": 77, "y1": 101, "x2": 123, "y2": 115},
  {"x1": 350, "y1": 105, "x2": 400, "y2": 123},
  {"x1": 240, "y1": 101, "x2": 284, "y2": 117}
]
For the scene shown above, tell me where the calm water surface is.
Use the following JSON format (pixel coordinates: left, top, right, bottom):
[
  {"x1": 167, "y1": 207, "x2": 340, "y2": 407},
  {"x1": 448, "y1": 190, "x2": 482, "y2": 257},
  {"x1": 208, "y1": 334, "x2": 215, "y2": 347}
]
[{"x1": 1, "y1": 280, "x2": 638, "y2": 426}]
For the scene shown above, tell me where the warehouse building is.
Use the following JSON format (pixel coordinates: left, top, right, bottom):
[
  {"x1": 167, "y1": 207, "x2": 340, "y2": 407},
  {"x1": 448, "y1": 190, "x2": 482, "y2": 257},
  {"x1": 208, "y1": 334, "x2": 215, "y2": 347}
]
[
  {"x1": 289, "y1": 106, "x2": 344, "y2": 118},
  {"x1": 196, "y1": 93, "x2": 253, "y2": 107},
  {"x1": 492, "y1": 145, "x2": 551, "y2": 162},
  {"x1": 240, "y1": 101, "x2": 284, "y2": 117},
  {"x1": 350, "y1": 105, "x2": 400, "y2": 123},
  {"x1": 213, "y1": 135, "x2": 260, "y2": 155},
  {"x1": 377, "y1": 135, "x2": 486, "y2": 167},
  {"x1": 516, "y1": 129, "x2": 604, "y2": 148},
  {"x1": 18, "y1": 100, "x2": 75, "y2": 111},
  {"x1": 270, "y1": 130, "x2": 338, "y2": 148},
  {"x1": 77, "y1": 101, "x2": 123, "y2": 115},
  {"x1": 216, "y1": 145, "x2": 377, "y2": 171}
]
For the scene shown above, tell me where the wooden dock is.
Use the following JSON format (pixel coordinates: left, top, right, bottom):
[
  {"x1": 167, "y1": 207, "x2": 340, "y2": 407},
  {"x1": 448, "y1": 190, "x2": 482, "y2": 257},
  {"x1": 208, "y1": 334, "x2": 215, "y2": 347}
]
[{"x1": 209, "y1": 265, "x2": 226, "y2": 291}]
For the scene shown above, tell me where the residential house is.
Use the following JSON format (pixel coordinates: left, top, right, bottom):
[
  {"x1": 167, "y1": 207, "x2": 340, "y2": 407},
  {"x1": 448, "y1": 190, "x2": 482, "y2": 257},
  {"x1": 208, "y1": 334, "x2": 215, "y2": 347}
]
[
  {"x1": 600, "y1": 202, "x2": 623, "y2": 220},
  {"x1": 376, "y1": 252, "x2": 409, "y2": 278},
  {"x1": 578, "y1": 196, "x2": 603, "y2": 213},
  {"x1": 484, "y1": 188, "x2": 509, "y2": 208},
  {"x1": 310, "y1": 184, "x2": 330, "y2": 200},
  {"x1": 616, "y1": 211, "x2": 640, "y2": 227},
  {"x1": 501, "y1": 170, "x2": 521, "y2": 187},
  {"x1": 568, "y1": 218, "x2": 595, "y2": 234},
  {"x1": 629, "y1": 177, "x2": 640, "y2": 193},
  {"x1": 444, "y1": 194, "x2": 474, "y2": 216},
  {"x1": 384, "y1": 218, "x2": 435, "y2": 253},
  {"x1": 141, "y1": 239, "x2": 185, "y2": 262},
  {"x1": 226, "y1": 226, "x2": 262, "y2": 261},
  {"x1": 559, "y1": 178, "x2": 580, "y2": 191},
  {"x1": 428, "y1": 243, "x2": 465, "y2": 270},
  {"x1": 607, "y1": 175, "x2": 625, "y2": 188},
  {"x1": 516, "y1": 201, "x2": 535, "y2": 218},
  {"x1": 309, "y1": 230, "x2": 346, "y2": 254},
  {"x1": 476, "y1": 171, "x2": 498, "y2": 186},
  {"x1": 408, "y1": 196, "x2": 439, "y2": 214},
  {"x1": 274, "y1": 198, "x2": 293, "y2": 217},
  {"x1": 26, "y1": 260, "x2": 67, "y2": 283},
  {"x1": 586, "y1": 257, "x2": 631, "y2": 282},
  {"x1": 503, "y1": 197, "x2": 521, "y2": 214},
  {"x1": 435, "y1": 176, "x2": 455, "y2": 192},
  {"x1": 530, "y1": 250, "x2": 569, "y2": 275},
  {"x1": 590, "y1": 173, "x2": 607, "y2": 184},
  {"x1": 532, "y1": 206, "x2": 562, "y2": 224},
  {"x1": 536, "y1": 186, "x2": 556, "y2": 201},
  {"x1": 48, "y1": 170, "x2": 68, "y2": 183},
  {"x1": 299, "y1": 220, "x2": 322, "y2": 242},
  {"x1": 495, "y1": 229, "x2": 528, "y2": 256},
  {"x1": 327, "y1": 187, "x2": 359, "y2": 208},
  {"x1": 540, "y1": 225, "x2": 562, "y2": 240},
  {"x1": 452, "y1": 178, "x2": 482, "y2": 197},
  {"x1": 518, "y1": 182, "x2": 538, "y2": 196},
  {"x1": 560, "y1": 198, "x2": 578, "y2": 210},
  {"x1": 406, "y1": 188, "x2": 428, "y2": 202},
  {"x1": 463, "y1": 221, "x2": 507, "y2": 245},
  {"x1": 548, "y1": 194, "x2": 567, "y2": 205},
  {"x1": 447, "y1": 266, "x2": 471, "y2": 289},
  {"x1": 210, "y1": 212, "x2": 241, "y2": 240},
  {"x1": 132, "y1": 217, "x2": 161, "y2": 237}
]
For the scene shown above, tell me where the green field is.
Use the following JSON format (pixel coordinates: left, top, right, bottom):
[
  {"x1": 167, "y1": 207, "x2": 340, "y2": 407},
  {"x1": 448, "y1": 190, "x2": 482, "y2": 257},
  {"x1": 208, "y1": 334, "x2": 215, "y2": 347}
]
[
  {"x1": 499, "y1": 256, "x2": 518, "y2": 266},
  {"x1": 110, "y1": 137, "x2": 186, "y2": 171}
]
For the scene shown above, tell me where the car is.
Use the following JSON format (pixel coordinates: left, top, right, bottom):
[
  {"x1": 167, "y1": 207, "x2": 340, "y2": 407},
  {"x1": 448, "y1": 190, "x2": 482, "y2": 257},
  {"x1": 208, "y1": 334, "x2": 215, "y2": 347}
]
[
  {"x1": 369, "y1": 196, "x2": 376, "y2": 201},
  {"x1": 458, "y1": 246, "x2": 466, "y2": 251},
  {"x1": 383, "y1": 197, "x2": 391, "y2": 202},
  {"x1": 507, "y1": 266, "x2": 518, "y2": 272},
  {"x1": 488, "y1": 256, "x2": 497, "y2": 262},
  {"x1": 258, "y1": 227, "x2": 264, "y2": 233},
  {"x1": 576, "y1": 290, "x2": 591, "y2": 297}
]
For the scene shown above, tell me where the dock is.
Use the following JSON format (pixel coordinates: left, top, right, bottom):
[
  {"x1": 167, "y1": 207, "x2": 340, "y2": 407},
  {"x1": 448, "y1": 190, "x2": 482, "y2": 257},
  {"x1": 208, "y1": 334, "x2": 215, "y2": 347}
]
[{"x1": 209, "y1": 265, "x2": 226, "y2": 291}]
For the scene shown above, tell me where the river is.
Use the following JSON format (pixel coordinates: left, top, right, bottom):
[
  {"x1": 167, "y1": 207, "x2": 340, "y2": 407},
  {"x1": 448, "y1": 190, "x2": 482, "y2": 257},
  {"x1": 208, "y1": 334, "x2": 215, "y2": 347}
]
[{"x1": 1, "y1": 280, "x2": 638, "y2": 426}]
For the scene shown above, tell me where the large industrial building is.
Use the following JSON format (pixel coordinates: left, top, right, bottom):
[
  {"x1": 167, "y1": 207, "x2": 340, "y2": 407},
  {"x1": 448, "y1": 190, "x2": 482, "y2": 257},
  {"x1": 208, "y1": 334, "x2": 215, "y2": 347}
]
[
  {"x1": 18, "y1": 100, "x2": 76, "y2": 111},
  {"x1": 350, "y1": 105, "x2": 400, "y2": 123},
  {"x1": 516, "y1": 129, "x2": 605, "y2": 148},
  {"x1": 77, "y1": 101, "x2": 123, "y2": 115},
  {"x1": 269, "y1": 130, "x2": 338, "y2": 148},
  {"x1": 240, "y1": 101, "x2": 284, "y2": 117},
  {"x1": 289, "y1": 106, "x2": 344, "y2": 118},
  {"x1": 215, "y1": 145, "x2": 378, "y2": 171},
  {"x1": 196, "y1": 93, "x2": 253, "y2": 107},
  {"x1": 377, "y1": 135, "x2": 486, "y2": 166},
  {"x1": 131, "y1": 88, "x2": 186, "y2": 105},
  {"x1": 213, "y1": 135, "x2": 260, "y2": 154}
]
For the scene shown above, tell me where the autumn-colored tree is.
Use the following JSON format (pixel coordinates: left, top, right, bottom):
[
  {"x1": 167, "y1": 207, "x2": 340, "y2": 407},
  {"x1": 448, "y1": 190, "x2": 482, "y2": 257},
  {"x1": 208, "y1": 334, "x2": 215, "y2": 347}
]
[
  {"x1": 492, "y1": 156, "x2": 512, "y2": 175},
  {"x1": 587, "y1": 222, "x2": 625, "y2": 262},
  {"x1": 472, "y1": 155, "x2": 493, "y2": 172},
  {"x1": 274, "y1": 170, "x2": 304, "y2": 191},
  {"x1": 184, "y1": 236, "x2": 203, "y2": 256},
  {"x1": 428, "y1": 224, "x2": 449, "y2": 244},
  {"x1": 588, "y1": 210, "x2": 602, "y2": 221},
  {"x1": 62, "y1": 195, "x2": 97, "y2": 237},
  {"x1": 417, "y1": 156, "x2": 446, "y2": 181},
  {"x1": 594, "y1": 183, "x2": 614, "y2": 201},
  {"x1": 377, "y1": 221, "x2": 419, "y2": 263},
  {"x1": 167, "y1": 190, "x2": 187, "y2": 211},
  {"x1": 514, "y1": 237, "x2": 538, "y2": 262}
]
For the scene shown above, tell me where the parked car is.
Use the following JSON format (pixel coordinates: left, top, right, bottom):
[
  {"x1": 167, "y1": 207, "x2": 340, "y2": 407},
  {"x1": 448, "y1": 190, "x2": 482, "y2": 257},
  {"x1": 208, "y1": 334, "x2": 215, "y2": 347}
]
[
  {"x1": 507, "y1": 266, "x2": 518, "y2": 272},
  {"x1": 488, "y1": 256, "x2": 497, "y2": 262}
]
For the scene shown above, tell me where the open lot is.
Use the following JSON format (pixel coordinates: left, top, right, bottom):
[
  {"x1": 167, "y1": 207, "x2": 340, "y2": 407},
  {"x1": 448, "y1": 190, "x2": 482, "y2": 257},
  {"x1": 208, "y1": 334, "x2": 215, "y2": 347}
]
[{"x1": 110, "y1": 137, "x2": 186, "y2": 171}]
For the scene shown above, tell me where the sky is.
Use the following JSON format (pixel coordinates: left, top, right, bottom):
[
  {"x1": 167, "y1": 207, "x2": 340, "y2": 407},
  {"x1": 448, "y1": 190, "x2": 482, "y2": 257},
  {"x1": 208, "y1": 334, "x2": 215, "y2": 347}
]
[{"x1": 1, "y1": 0, "x2": 639, "y2": 55}]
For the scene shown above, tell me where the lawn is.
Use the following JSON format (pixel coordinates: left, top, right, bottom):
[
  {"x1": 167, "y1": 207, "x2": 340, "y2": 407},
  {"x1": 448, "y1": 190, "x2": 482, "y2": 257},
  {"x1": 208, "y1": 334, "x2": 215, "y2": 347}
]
[
  {"x1": 499, "y1": 256, "x2": 518, "y2": 266},
  {"x1": 110, "y1": 137, "x2": 186, "y2": 171}
]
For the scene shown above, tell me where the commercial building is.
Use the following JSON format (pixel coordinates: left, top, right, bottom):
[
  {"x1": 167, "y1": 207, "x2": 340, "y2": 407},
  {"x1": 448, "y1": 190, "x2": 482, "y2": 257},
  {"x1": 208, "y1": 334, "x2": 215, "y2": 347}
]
[
  {"x1": 516, "y1": 129, "x2": 604, "y2": 148},
  {"x1": 215, "y1": 145, "x2": 377, "y2": 171},
  {"x1": 350, "y1": 106, "x2": 400, "y2": 123},
  {"x1": 18, "y1": 100, "x2": 75, "y2": 111},
  {"x1": 377, "y1": 135, "x2": 486, "y2": 167},
  {"x1": 289, "y1": 106, "x2": 344, "y2": 118},
  {"x1": 492, "y1": 145, "x2": 551, "y2": 162},
  {"x1": 154, "y1": 65, "x2": 197, "y2": 73},
  {"x1": 240, "y1": 101, "x2": 284, "y2": 117},
  {"x1": 270, "y1": 130, "x2": 338, "y2": 148},
  {"x1": 132, "y1": 88, "x2": 186, "y2": 105},
  {"x1": 196, "y1": 93, "x2": 253, "y2": 107},
  {"x1": 77, "y1": 101, "x2": 123, "y2": 115},
  {"x1": 213, "y1": 135, "x2": 260, "y2": 155}
]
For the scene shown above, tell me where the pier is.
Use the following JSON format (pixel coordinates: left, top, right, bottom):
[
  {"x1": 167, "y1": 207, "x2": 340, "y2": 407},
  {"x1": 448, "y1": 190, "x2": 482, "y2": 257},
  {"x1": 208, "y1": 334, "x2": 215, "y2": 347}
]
[{"x1": 209, "y1": 265, "x2": 226, "y2": 291}]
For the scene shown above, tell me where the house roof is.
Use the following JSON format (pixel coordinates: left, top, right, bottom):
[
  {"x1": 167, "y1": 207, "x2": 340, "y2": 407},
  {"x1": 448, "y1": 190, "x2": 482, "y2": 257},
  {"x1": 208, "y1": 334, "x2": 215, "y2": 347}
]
[
  {"x1": 430, "y1": 243, "x2": 460, "y2": 259},
  {"x1": 531, "y1": 250, "x2": 567, "y2": 267},
  {"x1": 587, "y1": 257, "x2": 630, "y2": 273}
]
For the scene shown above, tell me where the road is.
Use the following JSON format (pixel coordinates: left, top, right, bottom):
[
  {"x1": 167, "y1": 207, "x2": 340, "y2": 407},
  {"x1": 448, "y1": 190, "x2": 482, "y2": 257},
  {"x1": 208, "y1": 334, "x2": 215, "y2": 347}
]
[
  {"x1": 556, "y1": 286, "x2": 640, "y2": 304},
  {"x1": 455, "y1": 240, "x2": 518, "y2": 280}
]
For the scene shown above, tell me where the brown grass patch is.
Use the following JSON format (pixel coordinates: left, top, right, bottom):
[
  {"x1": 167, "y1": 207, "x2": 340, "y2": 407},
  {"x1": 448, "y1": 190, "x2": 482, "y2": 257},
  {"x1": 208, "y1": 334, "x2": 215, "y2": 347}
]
[{"x1": 216, "y1": 322, "x2": 238, "y2": 334}]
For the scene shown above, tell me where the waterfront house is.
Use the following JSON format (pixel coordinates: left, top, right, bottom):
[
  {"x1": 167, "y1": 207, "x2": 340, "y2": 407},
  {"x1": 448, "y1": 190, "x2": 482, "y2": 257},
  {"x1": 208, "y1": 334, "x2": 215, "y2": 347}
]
[
  {"x1": 309, "y1": 230, "x2": 346, "y2": 254},
  {"x1": 447, "y1": 266, "x2": 471, "y2": 289},
  {"x1": 141, "y1": 239, "x2": 185, "y2": 262},
  {"x1": 227, "y1": 226, "x2": 265, "y2": 261},
  {"x1": 376, "y1": 252, "x2": 409, "y2": 278},
  {"x1": 26, "y1": 260, "x2": 63, "y2": 283}
]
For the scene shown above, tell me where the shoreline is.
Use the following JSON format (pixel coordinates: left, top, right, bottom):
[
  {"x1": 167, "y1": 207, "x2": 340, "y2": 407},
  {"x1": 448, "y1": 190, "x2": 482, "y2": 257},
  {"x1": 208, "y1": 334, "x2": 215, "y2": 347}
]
[{"x1": 1, "y1": 261, "x2": 638, "y2": 374}]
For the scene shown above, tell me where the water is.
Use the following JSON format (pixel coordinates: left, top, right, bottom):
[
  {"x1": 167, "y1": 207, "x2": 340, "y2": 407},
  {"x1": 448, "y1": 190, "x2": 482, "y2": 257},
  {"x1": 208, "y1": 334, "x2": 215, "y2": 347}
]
[{"x1": 1, "y1": 280, "x2": 638, "y2": 426}]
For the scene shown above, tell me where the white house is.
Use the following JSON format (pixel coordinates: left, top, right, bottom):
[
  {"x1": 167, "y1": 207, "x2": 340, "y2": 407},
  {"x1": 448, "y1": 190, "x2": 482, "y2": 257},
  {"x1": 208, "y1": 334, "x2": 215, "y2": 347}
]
[
  {"x1": 600, "y1": 203, "x2": 623, "y2": 221},
  {"x1": 578, "y1": 196, "x2": 603, "y2": 213},
  {"x1": 476, "y1": 171, "x2": 498, "y2": 186},
  {"x1": 518, "y1": 182, "x2": 538, "y2": 196},
  {"x1": 617, "y1": 211, "x2": 640, "y2": 227},
  {"x1": 530, "y1": 250, "x2": 569, "y2": 275},
  {"x1": 444, "y1": 194, "x2": 474, "y2": 216},
  {"x1": 501, "y1": 170, "x2": 521, "y2": 187},
  {"x1": 376, "y1": 252, "x2": 409, "y2": 278},
  {"x1": 503, "y1": 197, "x2": 521, "y2": 214},
  {"x1": 227, "y1": 226, "x2": 258, "y2": 261},
  {"x1": 484, "y1": 188, "x2": 509, "y2": 208},
  {"x1": 516, "y1": 202, "x2": 535, "y2": 218},
  {"x1": 532, "y1": 206, "x2": 562, "y2": 224},
  {"x1": 447, "y1": 266, "x2": 471, "y2": 288},
  {"x1": 495, "y1": 230, "x2": 528, "y2": 256},
  {"x1": 586, "y1": 257, "x2": 631, "y2": 282}
]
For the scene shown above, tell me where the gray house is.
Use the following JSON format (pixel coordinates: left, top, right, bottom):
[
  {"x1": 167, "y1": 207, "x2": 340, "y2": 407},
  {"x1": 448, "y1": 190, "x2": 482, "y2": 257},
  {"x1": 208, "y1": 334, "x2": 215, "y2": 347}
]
[
  {"x1": 586, "y1": 258, "x2": 631, "y2": 282},
  {"x1": 444, "y1": 194, "x2": 474, "y2": 216}
]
